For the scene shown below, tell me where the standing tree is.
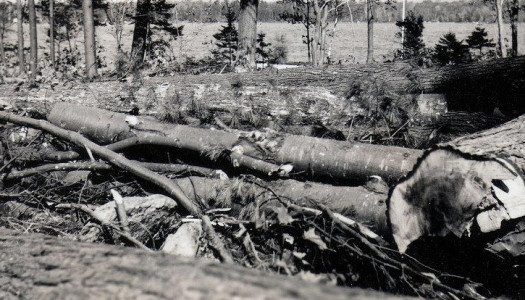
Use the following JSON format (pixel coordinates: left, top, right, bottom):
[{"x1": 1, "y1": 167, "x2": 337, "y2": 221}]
[
  {"x1": 434, "y1": 32, "x2": 470, "y2": 65},
  {"x1": 16, "y1": 0, "x2": 25, "y2": 74},
  {"x1": 105, "y1": 0, "x2": 132, "y2": 54},
  {"x1": 280, "y1": 0, "x2": 313, "y2": 63},
  {"x1": 28, "y1": 0, "x2": 38, "y2": 79},
  {"x1": 466, "y1": 26, "x2": 495, "y2": 56},
  {"x1": 131, "y1": 0, "x2": 150, "y2": 63},
  {"x1": 509, "y1": 0, "x2": 518, "y2": 56},
  {"x1": 0, "y1": 3, "x2": 13, "y2": 64},
  {"x1": 130, "y1": 0, "x2": 184, "y2": 67},
  {"x1": 366, "y1": 0, "x2": 374, "y2": 63},
  {"x1": 495, "y1": 0, "x2": 506, "y2": 57},
  {"x1": 49, "y1": 0, "x2": 55, "y2": 67},
  {"x1": 238, "y1": 0, "x2": 259, "y2": 70},
  {"x1": 212, "y1": 5, "x2": 238, "y2": 68},
  {"x1": 82, "y1": 0, "x2": 98, "y2": 78},
  {"x1": 395, "y1": 11, "x2": 425, "y2": 59}
]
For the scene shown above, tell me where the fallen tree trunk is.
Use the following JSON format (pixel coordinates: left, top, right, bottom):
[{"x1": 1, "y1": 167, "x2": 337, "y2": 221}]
[
  {"x1": 0, "y1": 228, "x2": 409, "y2": 299},
  {"x1": 388, "y1": 114, "x2": 525, "y2": 297},
  {"x1": 0, "y1": 110, "x2": 202, "y2": 216},
  {"x1": 174, "y1": 176, "x2": 389, "y2": 236},
  {"x1": 389, "y1": 114, "x2": 525, "y2": 254},
  {"x1": 1, "y1": 57, "x2": 524, "y2": 117},
  {"x1": 47, "y1": 103, "x2": 423, "y2": 184}
]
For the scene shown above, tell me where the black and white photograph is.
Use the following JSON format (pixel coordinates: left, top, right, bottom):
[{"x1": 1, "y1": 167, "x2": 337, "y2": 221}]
[{"x1": 0, "y1": 0, "x2": 523, "y2": 298}]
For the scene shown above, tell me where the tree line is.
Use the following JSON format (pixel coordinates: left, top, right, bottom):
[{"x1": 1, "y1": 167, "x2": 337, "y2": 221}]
[
  {"x1": 0, "y1": 0, "x2": 522, "y2": 80},
  {"x1": 174, "y1": 0, "x2": 525, "y2": 23}
]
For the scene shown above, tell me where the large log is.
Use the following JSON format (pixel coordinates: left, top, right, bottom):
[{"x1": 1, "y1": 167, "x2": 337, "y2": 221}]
[
  {"x1": 388, "y1": 115, "x2": 525, "y2": 297},
  {"x1": 0, "y1": 228, "x2": 410, "y2": 299},
  {"x1": 47, "y1": 103, "x2": 423, "y2": 184},
  {"x1": 174, "y1": 176, "x2": 389, "y2": 236},
  {"x1": 1, "y1": 57, "x2": 524, "y2": 118},
  {"x1": 389, "y1": 114, "x2": 525, "y2": 254}
]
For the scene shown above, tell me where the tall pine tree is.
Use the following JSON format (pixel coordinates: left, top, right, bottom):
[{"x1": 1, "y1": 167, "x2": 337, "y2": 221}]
[{"x1": 211, "y1": 5, "x2": 238, "y2": 67}]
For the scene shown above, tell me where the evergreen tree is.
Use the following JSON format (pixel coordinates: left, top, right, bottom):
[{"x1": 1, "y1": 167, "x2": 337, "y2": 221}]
[
  {"x1": 395, "y1": 11, "x2": 425, "y2": 59},
  {"x1": 434, "y1": 32, "x2": 470, "y2": 65},
  {"x1": 466, "y1": 27, "x2": 495, "y2": 56},
  {"x1": 256, "y1": 33, "x2": 271, "y2": 63},
  {"x1": 211, "y1": 5, "x2": 238, "y2": 67},
  {"x1": 130, "y1": 0, "x2": 184, "y2": 65}
]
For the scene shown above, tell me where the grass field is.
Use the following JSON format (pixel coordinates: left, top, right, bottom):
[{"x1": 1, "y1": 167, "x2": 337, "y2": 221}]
[{"x1": 4, "y1": 21, "x2": 525, "y2": 67}]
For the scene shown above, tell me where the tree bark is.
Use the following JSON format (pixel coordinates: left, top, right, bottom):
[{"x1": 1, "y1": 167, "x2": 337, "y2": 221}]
[
  {"x1": 16, "y1": 0, "x2": 25, "y2": 75},
  {"x1": 82, "y1": 0, "x2": 98, "y2": 78},
  {"x1": 0, "y1": 110, "x2": 202, "y2": 216},
  {"x1": 366, "y1": 0, "x2": 374, "y2": 64},
  {"x1": 0, "y1": 228, "x2": 407, "y2": 299},
  {"x1": 496, "y1": 0, "x2": 507, "y2": 58},
  {"x1": 0, "y1": 57, "x2": 524, "y2": 116},
  {"x1": 0, "y1": 27, "x2": 5, "y2": 64},
  {"x1": 238, "y1": 0, "x2": 259, "y2": 70},
  {"x1": 28, "y1": 0, "x2": 37, "y2": 79},
  {"x1": 389, "y1": 114, "x2": 525, "y2": 253},
  {"x1": 131, "y1": 0, "x2": 150, "y2": 65},
  {"x1": 510, "y1": 0, "x2": 518, "y2": 57},
  {"x1": 49, "y1": 0, "x2": 55, "y2": 67},
  {"x1": 47, "y1": 103, "x2": 423, "y2": 185}
]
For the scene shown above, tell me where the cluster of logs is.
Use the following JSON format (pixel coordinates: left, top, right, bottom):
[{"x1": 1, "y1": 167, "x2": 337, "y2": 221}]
[{"x1": 0, "y1": 101, "x2": 524, "y2": 298}]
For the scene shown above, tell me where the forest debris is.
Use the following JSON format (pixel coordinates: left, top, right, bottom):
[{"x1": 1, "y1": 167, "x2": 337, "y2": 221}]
[
  {"x1": 161, "y1": 223, "x2": 202, "y2": 257},
  {"x1": 82, "y1": 194, "x2": 178, "y2": 246},
  {"x1": 47, "y1": 103, "x2": 423, "y2": 184},
  {"x1": 0, "y1": 110, "x2": 202, "y2": 216},
  {"x1": 202, "y1": 215, "x2": 234, "y2": 263},
  {"x1": 56, "y1": 203, "x2": 152, "y2": 252},
  {"x1": 111, "y1": 189, "x2": 131, "y2": 234}
]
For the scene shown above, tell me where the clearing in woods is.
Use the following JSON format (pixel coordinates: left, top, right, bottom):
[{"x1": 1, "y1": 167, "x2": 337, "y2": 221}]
[{"x1": 4, "y1": 22, "x2": 525, "y2": 65}]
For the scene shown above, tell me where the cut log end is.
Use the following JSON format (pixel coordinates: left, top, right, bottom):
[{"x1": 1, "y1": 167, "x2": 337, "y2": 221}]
[{"x1": 389, "y1": 148, "x2": 525, "y2": 253}]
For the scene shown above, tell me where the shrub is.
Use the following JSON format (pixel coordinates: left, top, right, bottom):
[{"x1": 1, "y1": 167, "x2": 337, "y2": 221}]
[
  {"x1": 466, "y1": 27, "x2": 496, "y2": 59},
  {"x1": 269, "y1": 34, "x2": 288, "y2": 64},
  {"x1": 434, "y1": 32, "x2": 470, "y2": 65}
]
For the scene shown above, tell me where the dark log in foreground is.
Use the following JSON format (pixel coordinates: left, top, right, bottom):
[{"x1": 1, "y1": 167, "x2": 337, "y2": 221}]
[
  {"x1": 2, "y1": 57, "x2": 524, "y2": 118},
  {"x1": 0, "y1": 228, "x2": 410, "y2": 299},
  {"x1": 389, "y1": 114, "x2": 525, "y2": 254},
  {"x1": 47, "y1": 103, "x2": 423, "y2": 184}
]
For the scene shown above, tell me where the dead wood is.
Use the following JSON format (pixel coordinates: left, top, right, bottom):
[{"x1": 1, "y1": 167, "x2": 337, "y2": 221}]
[
  {"x1": 388, "y1": 116, "x2": 525, "y2": 257},
  {"x1": 0, "y1": 228, "x2": 413, "y2": 299},
  {"x1": 0, "y1": 110, "x2": 202, "y2": 216},
  {"x1": 47, "y1": 103, "x2": 423, "y2": 184},
  {"x1": 174, "y1": 176, "x2": 389, "y2": 236},
  {"x1": 2, "y1": 57, "x2": 525, "y2": 117}
]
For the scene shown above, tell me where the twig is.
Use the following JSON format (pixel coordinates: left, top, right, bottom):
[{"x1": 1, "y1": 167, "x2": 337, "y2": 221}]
[
  {"x1": 201, "y1": 215, "x2": 234, "y2": 263},
  {"x1": 214, "y1": 117, "x2": 233, "y2": 132},
  {"x1": 56, "y1": 203, "x2": 151, "y2": 252},
  {"x1": 111, "y1": 189, "x2": 130, "y2": 234},
  {"x1": 0, "y1": 132, "x2": 41, "y2": 173}
]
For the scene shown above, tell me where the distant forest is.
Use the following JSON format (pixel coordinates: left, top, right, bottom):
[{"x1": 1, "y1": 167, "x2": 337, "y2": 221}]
[
  {"x1": 170, "y1": 0, "x2": 525, "y2": 23},
  {"x1": 7, "y1": 0, "x2": 525, "y2": 24}
]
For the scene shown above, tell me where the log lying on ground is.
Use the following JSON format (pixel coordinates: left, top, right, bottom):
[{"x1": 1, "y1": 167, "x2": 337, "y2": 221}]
[
  {"x1": 389, "y1": 114, "x2": 525, "y2": 254},
  {"x1": 175, "y1": 176, "x2": 389, "y2": 236},
  {"x1": 0, "y1": 228, "x2": 411, "y2": 299},
  {"x1": 0, "y1": 110, "x2": 201, "y2": 216},
  {"x1": 47, "y1": 103, "x2": 423, "y2": 184},
  {"x1": 1, "y1": 57, "x2": 524, "y2": 117}
]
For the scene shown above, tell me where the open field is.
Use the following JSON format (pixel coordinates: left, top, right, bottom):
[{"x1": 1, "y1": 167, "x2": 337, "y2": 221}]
[{"x1": 3, "y1": 21, "x2": 524, "y2": 67}]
